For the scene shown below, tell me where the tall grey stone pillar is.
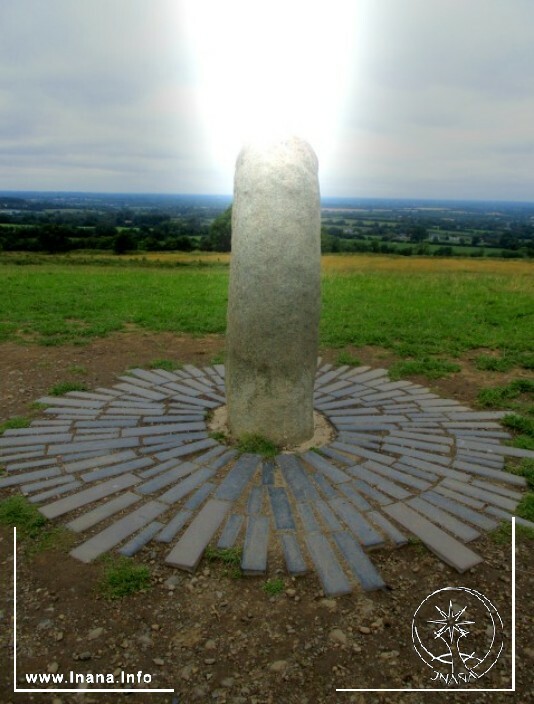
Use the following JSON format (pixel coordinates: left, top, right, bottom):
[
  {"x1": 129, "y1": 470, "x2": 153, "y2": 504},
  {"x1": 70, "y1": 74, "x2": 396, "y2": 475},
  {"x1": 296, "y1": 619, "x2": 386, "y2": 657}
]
[{"x1": 225, "y1": 136, "x2": 321, "y2": 447}]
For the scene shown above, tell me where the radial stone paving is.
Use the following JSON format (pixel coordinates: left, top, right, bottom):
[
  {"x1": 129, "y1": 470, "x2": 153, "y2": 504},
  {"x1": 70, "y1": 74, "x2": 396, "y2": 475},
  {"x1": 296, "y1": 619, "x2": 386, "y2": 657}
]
[{"x1": 2, "y1": 362, "x2": 533, "y2": 597}]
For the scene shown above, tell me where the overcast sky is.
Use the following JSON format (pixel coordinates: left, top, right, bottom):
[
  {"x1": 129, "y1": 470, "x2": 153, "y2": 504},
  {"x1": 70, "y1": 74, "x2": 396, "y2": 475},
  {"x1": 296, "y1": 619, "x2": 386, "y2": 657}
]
[{"x1": 1, "y1": 0, "x2": 533, "y2": 200}]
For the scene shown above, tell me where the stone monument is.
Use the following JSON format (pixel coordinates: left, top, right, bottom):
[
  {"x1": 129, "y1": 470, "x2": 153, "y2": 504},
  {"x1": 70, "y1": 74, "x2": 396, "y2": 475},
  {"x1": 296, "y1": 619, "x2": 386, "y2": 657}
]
[{"x1": 225, "y1": 135, "x2": 321, "y2": 447}]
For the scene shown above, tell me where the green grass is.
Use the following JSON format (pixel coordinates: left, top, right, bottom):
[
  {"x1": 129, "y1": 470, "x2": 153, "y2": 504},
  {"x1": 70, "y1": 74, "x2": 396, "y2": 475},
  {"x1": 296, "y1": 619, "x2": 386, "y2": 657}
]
[
  {"x1": 0, "y1": 416, "x2": 31, "y2": 435},
  {"x1": 236, "y1": 433, "x2": 279, "y2": 458},
  {"x1": 335, "y1": 350, "x2": 362, "y2": 367},
  {"x1": 0, "y1": 495, "x2": 74, "y2": 553},
  {"x1": 204, "y1": 546, "x2": 242, "y2": 578},
  {"x1": 148, "y1": 359, "x2": 182, "y2": 371},
  {"x1": 474, "y1": 354, "x2": 515, "y2": 372},
  {"x1": 490, "y1": 521, "x2": 534, "y2": 543},
  {"x1": 0, "y1": 495, "x2": 47, "y2": 538},
  {"x1": 99, "y1": 556, "x2": 151, "y2": 599},
  {"x1": 0, "y1": 262, "x2": 532, "y2": 359},
  {"x1": 389, "y1": 357, "x2": 461, "y2": 380},
  {"x1": 49, "y1": 381, "x2": 88, "y2": 396},
  {"x1": 477, "y1": 380, "x2": 534, "y2": 409},
  {"x1": 262, "y1": 577, "x2": 285, "y2": 595}
]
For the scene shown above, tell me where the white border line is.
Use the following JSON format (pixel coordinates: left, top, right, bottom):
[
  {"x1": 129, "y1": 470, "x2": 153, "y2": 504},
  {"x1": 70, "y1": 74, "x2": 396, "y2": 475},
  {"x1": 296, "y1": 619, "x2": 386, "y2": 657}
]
[
  {"x1": 13, "y1": 527, "x2": 175, "y2": 694},
  {"x1": 336, "y1": 516, "x2": 516, "y2": 693}
]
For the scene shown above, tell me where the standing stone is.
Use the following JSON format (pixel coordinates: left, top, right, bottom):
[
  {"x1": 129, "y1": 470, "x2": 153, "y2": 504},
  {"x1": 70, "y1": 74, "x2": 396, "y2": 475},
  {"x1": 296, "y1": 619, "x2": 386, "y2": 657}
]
[{"x1": 226, "y1": 136, "x2": 321, "y2": 447}]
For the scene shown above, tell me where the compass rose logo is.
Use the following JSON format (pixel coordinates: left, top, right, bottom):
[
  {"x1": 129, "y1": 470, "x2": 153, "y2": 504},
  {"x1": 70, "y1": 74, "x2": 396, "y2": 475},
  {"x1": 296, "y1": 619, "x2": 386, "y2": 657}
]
[{"x1": 412, "y1": 586, "x2": 504, "y2": 687}]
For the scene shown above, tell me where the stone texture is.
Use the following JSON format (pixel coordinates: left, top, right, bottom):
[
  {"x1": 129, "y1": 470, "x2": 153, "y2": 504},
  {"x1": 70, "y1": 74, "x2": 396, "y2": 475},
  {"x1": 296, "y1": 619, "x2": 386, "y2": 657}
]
[{"x1": 225, "y1": 136, "x2": 321, "y2": 446}]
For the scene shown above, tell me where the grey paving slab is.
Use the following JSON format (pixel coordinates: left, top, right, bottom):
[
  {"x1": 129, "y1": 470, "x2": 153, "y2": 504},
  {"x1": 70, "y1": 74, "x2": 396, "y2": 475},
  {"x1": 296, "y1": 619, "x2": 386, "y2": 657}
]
[
  {"x1": 215, "y1": 454, "x2": 261, "y2": 501},
  {"x1": 268, "y1": 486, "x2": 296, "y2": 530},
  {"x1": 3, "y1": 425, "x2": 71, "y2": 437},
  {"x1": 191, "y1": 444, "x2": 227, "y2": 466},
  {"x1": 329, "y1": 498, "x2": 384, "y2": 547},
  {"x1": 207, "y1": 449, "x2": 238, "y2": 471},
  {"x1": 336, "y1": 433, "x2": 381, "y2": 450},
  {"x1": 333, "y1": 531, "x2": 386, "y2": 590},
  {"x1": 0, "y1": 433, "x2": 72, "y2": 448},
  {"x1": 456, "y1": 451, "x2": 504, "y2": 466},
  {"x1": 122, "y1": 422, "x2": 205, "y2": 437},
  {"x1": 457, "y1": 438, "x2": 534, "y2": 459},
  {"x1": 314, "y1": 499, "x2": 343, "y2": 531},
  {"x1": 318, "y1": 446, "x2": 356, "y2": 466},
  {"x1": 64, "y1": 450, "x2": 138, "y2": 474},
  {"x1": 138, "y1": 439, "x2": 187, "y2": 455},
  {"x1": 21, "y1": 474, "x2": 77, "y2": 494},
  {"x1": 280, "y1": 533, "x2": 308, "y2": 575},
  {"x1": 262, "y1": 460, "x2": 275, "y2": 485},
  {"x1": 367, "y1": 510, "x2": 407, "y2": 546},
  {"x1": 67, "y1": 492, "x2": 142, "y2": 532},
  {"x1": 81, "y1": 457, "x2": 153, "y2": 484},
  {"x1": 452, "y1": 460, "x2": 527, "y2": 486},
  {"x1": 345, "y1": 465, "x2": 412, "y2": 501},
  {"x1": 304, "y1": 533, "x2": 352, "y2": 597},
  {"x1": 119, "y1": 521, "x2": 164, "y2": 556},
  {"x1": 441, "y1": 479, "x2": 519, "y2": 511},
  {"x1": 6, "y1": 458, "x2": 57, "y2": 472},
  {"x1": 383, "y1": 435, "x2": 452, "y2": 453},
  {"x1": 363, "y1": 460, "x2": 433, "y2": 492},
  {"x1": 142, "y1": 431, "x2": 208, "y2": 446},
  {"x1": 138, "y1": 461, "x2": 197, "y2": 495},
  {"x1": 159, "y1": 466, "x2": 216, "y2": 504},
  {"x1": 75, "y1": 419, "x2": 138, "y2": 428},
  {"x1": 484, "y1": 506, "x2": 534, "y2": 530},
  {"x1": 470, "y1": 480, "x2": 523, "y2": 500},
  {"x1": 49, "y1": 437, "x2": 140, "y2": 456},
  {"x1": 165, "y1": 499, "x2": 231, "y2": 571},
  {"x1": 155, "y1": 509, "x2": 193, "y2": 543},
  {"x1": 352, "y1": 479, "x2": 393, "y2": 506},
  {"x1": 40, "y1": 473, "x2": 141, "y2": 518},
  {"x1": 382, "y1": 444, "x2": 451, "y2": 467},
  {"x1": 422, "y1": 491, "x2": 498, "y2": 530},
  {"x1": 0, "y1": 450, "x2": 46, "y2": 463},
  {"x1": 0, "y1": 467, "x2": 61, "y2": 488},
  {"x1": 113, "y1": 383, "x2": 168, "y2": 401},
  {"x1": 391, "y1": 455, "x2": 469, "y2": 482},
  {"x1": 384, "y1": 502, "x2": 483, "y2": 572},
  {"x1": 432, "y1": 485, "x2": 485, "y2": 510},
  {"x1": 297, "y1": 502, "x2": 321, "y2": 532},
  {"x1": 184, "y1": 482, "x2": 215, "y2": 510},
  {"x1": 37, "y1": 396, "x2": 105, "y2": 409},
  {"x1": 28, "y1": 480, "x2": 83, "y2": 503},
  {"x1": 217, "y1": 514, "x2": 244, "y2": 549},
  {"x1": 143, "y1": 414, "x2": 205, "y2": 423},
  {"x1": 407, "y1": 496, "x2": 480, "y2": 542},
  {"x1": 128, "y1": 368, "x2": 175, "y2": 384},
  {"x1": 71, "y1": 500, "x2": 167, "y2": 563},
  {"x1": 277, "y1": 454, "x2": 320, "y2": 502},
  {"x1": 337, "y1": 482, "x2": 372, "y2": 512},
  {"x1": 167, "y1": 393, "x2": 219, "y2": 409},
  {"x1": 301, "y1": 451, "x2": 351, "y2": 484},
  {"x1": 331, "y1": 442, "x2": 396, "y2": 466},
  {"x1": 333, "y1": 416, "x2": 407, "y2": 427},
  {"x1": 391, "y1": 462, "x2": 439, "y2": 484},
  {"x1": 312, "y1": 472, "x2": 338, "y2": 499},
  {"x1": 241, "y1": 515, "x2": 270, "y2": 574},
  {"x1": 138, "y1": 458, "x2": 183, "y2": 479},
  {"x1": 155, "y1": 438, "x2": 218, "y2": 462},
  {"x1": 247, "y1": 486, "x2": 263, "y2": 515}
]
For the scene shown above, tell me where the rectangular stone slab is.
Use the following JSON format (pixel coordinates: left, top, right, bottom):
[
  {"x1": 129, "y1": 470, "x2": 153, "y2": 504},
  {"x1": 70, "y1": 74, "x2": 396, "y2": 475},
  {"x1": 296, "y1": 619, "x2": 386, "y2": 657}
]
[
  {"x1": 0, "y1": 467, "x2": 61, "y2": 488},
  {"x1": 314, "y1": 499, "x2": 343, "y2": 531},
  {"x1": 67, "y1": 492, "x2": 141, "y2": 532},
  {"x1": 165, "y1": 499, "x2": 231, "y2": 571},
  {"x1": 215, "y1": 454, "x2": 261, "y2": 501},
  {"x1": 81, "y1": 457, "x2": 154, "y2": 483},
  {"x1": 156, "y1": 438, "x2": 218, "y2": 462},
  {"x1": 40, "y1": 473, "x2": 141, "y2": 518},
  {"x1": 297, "y1": 502, "x2": 321, "y2": 532},
  {"x1": 383, "y1": 502, "x2": 483, "y2": 572},
  {"x1": 119, "y1": 521, "x2": 164, "y2": 556},
  {"x1": 137, "y1": 462, "x2": 196, "y2": 495},
  {"x1": 301, "y1": 451, "x2": 351, "y2": 484},
  {"x1": 70, "y1": 500, "x2": 167, "y2": 563},
  {"x1": 352, "y1": 479, "x2": 393, "y2": 506},
  {"x1": 28, "y1": 481, "x2": 83, "y2": 503},
  {"x1": 268, "y1": 486, "x2": 296, "y2": 530},
  {"x1": 337, "y1": 482, "x2": 372, "y2": 512},
  {"x1": 345, "y1": 465, "x2": 411, "y2": 501},
  {"x1": 241, "y1": 515, "x2": 270, "y2": 574},
  {"x1": 246, "y1": 486, "x2": 263, "y2": 515},
  {"x1": 329, "y1": 498, "x2": 384, "y2": 547},
  {"x1": 158, "y1": 466, "x2": 216, "y2": 504},
  {"x1": 184, "y1": 482, "x2": 215, "y2": 510},
  {"x1": 280, "y1": 533, "x2": 308, "y2": 575},
  {"x1": 441, "y1": 478, "x2": 519, "y2": 511},
  {"x1": 278, "y1": 454, "x2": 320, "y2": 502},
  {"x1": 333, "y1": 531, "x2": 386, "y2": 590},
  {"x1": 407, "y1": 496, "x2": 480, "y2": 542},
  {"x1": 155, "y1": 509, "x2": 193, "y2": 543},
  {"x1": 423, "y1": 490, "x2": 498, "y2": 530},
  {"x1": 217, "y1": 514, "x2": 244, "y2": 549},
  {"x1": 304, "y1": 533, "x2": 352, "y2": 597},
  {"x1": 367, "y1": 510, "x2": 408, "y2": 546}
]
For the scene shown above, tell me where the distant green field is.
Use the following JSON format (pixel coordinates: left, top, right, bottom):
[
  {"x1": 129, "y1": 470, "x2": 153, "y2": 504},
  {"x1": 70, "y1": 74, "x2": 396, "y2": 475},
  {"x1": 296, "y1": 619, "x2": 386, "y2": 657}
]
[{"x1": 0, "y1": 258, "x2": 532, "y2": 362}]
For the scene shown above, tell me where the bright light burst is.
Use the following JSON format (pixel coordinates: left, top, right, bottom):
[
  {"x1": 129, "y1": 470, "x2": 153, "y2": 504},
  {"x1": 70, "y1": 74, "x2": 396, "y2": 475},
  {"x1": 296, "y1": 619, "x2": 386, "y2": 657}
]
[{"x1": 182, "y1": 0, "x2": 359, "y2": 181}]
